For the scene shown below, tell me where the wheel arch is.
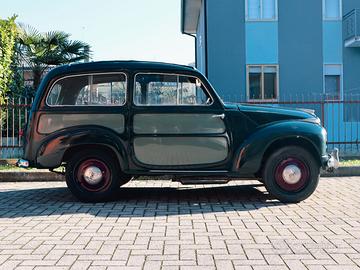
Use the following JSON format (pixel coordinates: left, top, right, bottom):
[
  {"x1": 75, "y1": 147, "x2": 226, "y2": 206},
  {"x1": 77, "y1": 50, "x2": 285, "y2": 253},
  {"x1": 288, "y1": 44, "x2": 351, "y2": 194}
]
[
  {"x1": 62, "y1": 143, "x2": 126, "y2": 171},
  {"x1": 35, "y1": 126, "x2": 128, "y2": 170},
  {"x1": 258, "y1": 136, "x2": 322, "y2": 176}
]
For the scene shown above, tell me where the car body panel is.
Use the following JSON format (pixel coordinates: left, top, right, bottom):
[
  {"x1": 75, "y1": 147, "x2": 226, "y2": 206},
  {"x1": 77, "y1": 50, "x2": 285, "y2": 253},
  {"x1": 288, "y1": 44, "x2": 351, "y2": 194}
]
[
  {"x1": 35, "y1": 126, "x2": 128, "y2": 169},
  {"x1": 133, "y1": 113, "x2": 225, "y2": 134},
  {"x1": 238, "y1": 103, "x2": 315, "y2": 121},
  {"x1": 38, "y1": 113, "x2": 125, "y2": 134},
  {"x1": 233, "y1": 121, "x2": 327, "y2": 174},
  {"x1": 133, "y1": 137, "x2": 229, "y2": 166}
]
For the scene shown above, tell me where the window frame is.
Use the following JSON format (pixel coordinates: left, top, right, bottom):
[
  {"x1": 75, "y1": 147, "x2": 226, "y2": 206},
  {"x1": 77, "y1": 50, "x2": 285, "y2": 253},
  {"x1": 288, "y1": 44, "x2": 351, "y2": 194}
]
[
  {"x1": 323, "y1": 64, "x2": 343, "y2": 101},
  {"x1": 323, "y1": 0, "x2": 342, "y2": 21},
  {"x1": 132, "y1": 72, "x2": 214, "y2": 107},
  {"x1": 45, "y1": 72, "x2": 128, "y2": 107},
  {"x1": 246, "y1": 64, "x2": 279, "y2": 102},
  {"x1": 245, "y1": 0, "x2": 278, "y2": 22}
]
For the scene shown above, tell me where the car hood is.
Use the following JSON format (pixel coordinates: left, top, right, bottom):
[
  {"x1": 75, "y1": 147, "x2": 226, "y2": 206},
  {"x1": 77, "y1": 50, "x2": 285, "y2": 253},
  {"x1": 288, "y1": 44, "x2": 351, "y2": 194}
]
[{"x1": 224, "y1": 103, "x2": 317, "y2": 125}]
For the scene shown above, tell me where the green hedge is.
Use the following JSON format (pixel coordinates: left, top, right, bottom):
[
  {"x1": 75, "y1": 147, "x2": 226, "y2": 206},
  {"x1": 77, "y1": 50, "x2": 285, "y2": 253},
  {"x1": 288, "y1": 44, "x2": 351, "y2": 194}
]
[{"x1": 0, "y1": 16, "x2": 17, "y2": 104}]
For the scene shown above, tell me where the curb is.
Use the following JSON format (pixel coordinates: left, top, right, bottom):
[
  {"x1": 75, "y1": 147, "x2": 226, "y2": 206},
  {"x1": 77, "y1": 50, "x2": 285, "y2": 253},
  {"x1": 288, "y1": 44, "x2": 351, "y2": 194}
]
[
  {"x1": 0, "y1": 171, "x2": 64, "y2": 182},
  {"x1": 321, "y1": 166, "x2": 360, "y2": 177},
  {"x1": 0, "y1": 167, "x2": 360, "y2": 182}
]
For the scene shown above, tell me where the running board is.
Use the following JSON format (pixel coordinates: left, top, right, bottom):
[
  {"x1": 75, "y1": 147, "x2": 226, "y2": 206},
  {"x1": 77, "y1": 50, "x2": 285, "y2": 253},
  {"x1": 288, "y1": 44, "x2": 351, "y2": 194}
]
[
  {"x1": 172, "y1": 176, "x2": 230, "y2": 185},
  {"x1": 150, "y1": 170, "x2": 228, "y2": 174}
]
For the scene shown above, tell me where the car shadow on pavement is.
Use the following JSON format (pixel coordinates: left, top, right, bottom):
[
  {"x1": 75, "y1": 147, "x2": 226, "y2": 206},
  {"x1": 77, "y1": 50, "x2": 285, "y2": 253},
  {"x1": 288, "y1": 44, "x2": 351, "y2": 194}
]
[{"x1": 0, "y1": 184, "x2": 284, "y2": 218}]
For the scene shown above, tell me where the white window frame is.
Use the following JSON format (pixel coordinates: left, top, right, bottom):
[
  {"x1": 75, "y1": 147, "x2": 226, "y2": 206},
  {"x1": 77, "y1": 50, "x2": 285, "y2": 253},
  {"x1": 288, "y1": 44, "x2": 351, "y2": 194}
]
[
  {"x1": 323, "y1": 64, "x2": 343, "y2": 101},
  {"x1": 246, "y1": 65, "x2": 279, "y2": 102},
  {"x1": 245, "y1": 0, "x2": 278, "y2": 21},
  {"x1": 323, "y1": 0, "x2": 342, "y2": 21}
]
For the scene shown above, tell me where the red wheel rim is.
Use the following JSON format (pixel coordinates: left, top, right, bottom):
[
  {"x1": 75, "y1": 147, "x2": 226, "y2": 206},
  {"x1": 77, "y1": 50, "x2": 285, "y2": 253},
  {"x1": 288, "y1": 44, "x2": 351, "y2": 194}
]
[
  {"x1": 274, "y1": 157, "x2": 309, "y2": 192},
  {"x1": 76, "y1": 159, "x2": 111, "y2": 192}
]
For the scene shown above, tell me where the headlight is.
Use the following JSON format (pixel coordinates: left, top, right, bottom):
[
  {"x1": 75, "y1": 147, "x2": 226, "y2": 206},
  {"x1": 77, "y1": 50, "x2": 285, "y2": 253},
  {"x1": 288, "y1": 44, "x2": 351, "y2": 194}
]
[{"x1": 303, "y1": 117, "x2": 321, "y2": 125}]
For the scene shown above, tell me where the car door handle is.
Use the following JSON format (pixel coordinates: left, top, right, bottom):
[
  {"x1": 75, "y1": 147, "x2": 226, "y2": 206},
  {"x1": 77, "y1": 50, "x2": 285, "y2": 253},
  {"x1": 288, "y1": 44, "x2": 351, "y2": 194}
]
[{"x1": 212, "y1": 113, "x2": 225, "y2": 120}]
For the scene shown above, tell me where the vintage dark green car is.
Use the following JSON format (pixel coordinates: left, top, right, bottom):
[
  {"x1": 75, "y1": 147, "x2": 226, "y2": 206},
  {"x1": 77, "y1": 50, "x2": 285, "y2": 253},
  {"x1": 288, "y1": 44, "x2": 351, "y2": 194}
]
[{"x1": 18, "y1": 61, "x2": 339, "y2": 202}]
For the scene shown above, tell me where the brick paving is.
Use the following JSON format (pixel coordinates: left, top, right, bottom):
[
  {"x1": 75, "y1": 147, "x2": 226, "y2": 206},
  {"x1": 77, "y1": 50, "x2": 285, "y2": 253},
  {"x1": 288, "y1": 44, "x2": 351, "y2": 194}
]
[{"x1": 0, "y1": 177, "x2": 360, "y2": 270}]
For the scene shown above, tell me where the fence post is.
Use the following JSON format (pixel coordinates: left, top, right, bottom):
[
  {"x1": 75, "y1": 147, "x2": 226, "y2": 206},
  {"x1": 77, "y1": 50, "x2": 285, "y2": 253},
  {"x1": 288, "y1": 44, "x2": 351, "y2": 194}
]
[{"x1": 321, "y1": 99, "x2": 325, "y2": 127}]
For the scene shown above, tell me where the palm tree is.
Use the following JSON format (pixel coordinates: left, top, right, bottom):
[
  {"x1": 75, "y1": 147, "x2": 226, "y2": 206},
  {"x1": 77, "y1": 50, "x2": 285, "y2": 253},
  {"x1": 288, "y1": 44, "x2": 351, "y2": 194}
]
[{"x1": 17, "y1": 24, "x2": 91, "y2": 92}]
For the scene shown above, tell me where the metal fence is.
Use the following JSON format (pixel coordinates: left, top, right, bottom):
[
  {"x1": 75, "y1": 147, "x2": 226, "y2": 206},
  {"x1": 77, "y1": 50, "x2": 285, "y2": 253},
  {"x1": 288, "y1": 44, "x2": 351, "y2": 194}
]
[
  {"x1": 0, "y1": 96, "x2": 359, "y2": 159},
  {"x1": 0, "y1": 98, "x2": 32, "y2": 159},
  {"x1": 245, "y1": 98, "x2": 360, "y2": 157}
]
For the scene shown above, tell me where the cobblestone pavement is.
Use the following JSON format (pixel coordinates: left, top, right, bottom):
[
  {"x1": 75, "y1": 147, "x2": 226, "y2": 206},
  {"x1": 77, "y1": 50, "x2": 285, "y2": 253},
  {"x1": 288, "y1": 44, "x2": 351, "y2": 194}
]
[{"x1": 0, "y1": 177, "x2": 360, "y2": 270}]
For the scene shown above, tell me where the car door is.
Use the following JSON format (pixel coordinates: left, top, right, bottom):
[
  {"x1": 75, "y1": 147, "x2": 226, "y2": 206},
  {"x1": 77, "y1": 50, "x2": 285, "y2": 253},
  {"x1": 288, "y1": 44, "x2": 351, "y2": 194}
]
[{"x1": 130, "y1": 72, "x2": 231, "y2": 171}]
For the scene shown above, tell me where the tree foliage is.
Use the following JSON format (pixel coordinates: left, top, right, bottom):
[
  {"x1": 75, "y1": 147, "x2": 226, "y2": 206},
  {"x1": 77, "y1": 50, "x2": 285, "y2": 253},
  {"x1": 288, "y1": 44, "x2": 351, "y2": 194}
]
[
  {"x1": 0, "y1": 15, "x2": 17, "y2": 103},
  {"x1": 17, "y1": 24, "x2": 91, "y2": 92}
]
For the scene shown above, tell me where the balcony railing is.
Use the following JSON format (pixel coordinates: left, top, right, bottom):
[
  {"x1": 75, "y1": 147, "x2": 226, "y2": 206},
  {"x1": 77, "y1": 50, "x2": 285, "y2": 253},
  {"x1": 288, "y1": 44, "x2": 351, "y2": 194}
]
[{"x1": 343, "y1": 9, "x2": 360, "y2": 47}]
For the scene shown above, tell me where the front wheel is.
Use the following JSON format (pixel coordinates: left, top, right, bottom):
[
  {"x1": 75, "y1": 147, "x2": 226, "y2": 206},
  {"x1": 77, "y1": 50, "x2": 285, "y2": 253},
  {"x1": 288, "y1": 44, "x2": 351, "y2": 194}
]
[
  {"x1": 262, "y1": 146, "x2": 320, "y2": 203},
  {"x1": 66, "y1": 150, "x2": 123, "y2": 202}
]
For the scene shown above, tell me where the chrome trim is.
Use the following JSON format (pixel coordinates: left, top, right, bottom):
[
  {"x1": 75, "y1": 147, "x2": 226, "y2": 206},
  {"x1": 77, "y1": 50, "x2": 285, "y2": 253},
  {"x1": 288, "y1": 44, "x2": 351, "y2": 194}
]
[
  {"x1": 298, "y1": 108, "x2": 315, "y2": 115},
  {"x1": 282, "y1": 165, "x2": 302, "y2": 184},
  {"x1": 327, "y1": 148, "x2": 340, "y2": 172},
  {"x1": 133, "y1": 72, "x2": 214, "y2": 107},
  {"x1": 303, "y1": 117, "x2": 321, "y2": 125},
  {"x1": 212, "y1": 113, "x2": 225, "y2": 120},
  {"x1": 45, "y1": 72, "x2": 128, "y2": 107},
  {"x1": 83, "y1": 166, "x2": 103, "y2": 185}
]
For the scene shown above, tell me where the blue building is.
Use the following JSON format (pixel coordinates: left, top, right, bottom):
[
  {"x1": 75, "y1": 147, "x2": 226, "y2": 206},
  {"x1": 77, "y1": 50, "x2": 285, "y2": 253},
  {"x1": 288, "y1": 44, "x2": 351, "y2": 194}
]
[
  {"x1": 181, "y1": 0, "x2": 360, "y2": 155},
  {"x1": 181, "y1": 0, "x2": 360, "y2": 103}
]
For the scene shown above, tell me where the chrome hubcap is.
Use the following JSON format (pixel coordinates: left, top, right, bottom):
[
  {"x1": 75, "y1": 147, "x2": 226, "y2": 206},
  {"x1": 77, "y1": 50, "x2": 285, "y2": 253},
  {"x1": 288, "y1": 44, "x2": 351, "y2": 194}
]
[
  {"x1": 83, "y1": 166, "x2": 103, "y2": 185},
  {"x1": 282, "y1": 165, "x2": 302, "y2": 184}
]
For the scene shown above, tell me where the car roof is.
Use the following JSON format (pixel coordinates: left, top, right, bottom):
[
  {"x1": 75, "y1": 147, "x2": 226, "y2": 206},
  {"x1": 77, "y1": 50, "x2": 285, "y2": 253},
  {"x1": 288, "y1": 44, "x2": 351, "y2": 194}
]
[{"x1": 47, "y1": 60, "x2": 196, "y2": 77}]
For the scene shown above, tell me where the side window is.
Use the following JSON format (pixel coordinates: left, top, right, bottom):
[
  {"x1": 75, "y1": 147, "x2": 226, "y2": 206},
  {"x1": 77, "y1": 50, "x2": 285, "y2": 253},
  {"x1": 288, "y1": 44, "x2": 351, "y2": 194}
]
[
  {"x1": 47, "y1": 73, "x2": 127, "y2": 106},
  {"x1": 247, "y1": 65, "x2": 278, "y2": 101},
  {"x1": 324, "y1": 64, "x2": 341, "y2": 101},
  {"x1": 134, "y1": 74, "x2": 212, "y2": 106},
  {"x1": 246, "y1": 0, "x2": 277, "y2": 21},
  {"x1": 323, "y1": 0, "x2": 341, "y2": 20}
]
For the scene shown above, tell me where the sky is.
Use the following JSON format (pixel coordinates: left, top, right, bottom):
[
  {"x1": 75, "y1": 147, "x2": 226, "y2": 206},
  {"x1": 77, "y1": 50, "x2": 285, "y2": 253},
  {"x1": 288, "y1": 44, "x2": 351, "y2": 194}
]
[{"x1": 0, "y1": 0, "x2": 195, "y2": 65}]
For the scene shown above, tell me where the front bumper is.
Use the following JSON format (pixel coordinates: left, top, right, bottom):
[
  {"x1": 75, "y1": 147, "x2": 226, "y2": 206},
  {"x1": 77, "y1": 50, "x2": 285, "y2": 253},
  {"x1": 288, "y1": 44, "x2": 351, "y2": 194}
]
[{"x1": 325, "y1": 148, "x2": 340, "y2": 172}]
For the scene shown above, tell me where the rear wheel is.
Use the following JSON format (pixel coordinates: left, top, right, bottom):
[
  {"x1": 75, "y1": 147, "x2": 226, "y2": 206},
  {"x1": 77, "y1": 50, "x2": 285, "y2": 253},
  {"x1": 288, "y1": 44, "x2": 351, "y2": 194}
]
[
  {"x1": 262, "y1": 146, "x2": 320, "y2": 203},
  {"x1": 66, "y1": 149, "x2": 126, "y2": 202}
]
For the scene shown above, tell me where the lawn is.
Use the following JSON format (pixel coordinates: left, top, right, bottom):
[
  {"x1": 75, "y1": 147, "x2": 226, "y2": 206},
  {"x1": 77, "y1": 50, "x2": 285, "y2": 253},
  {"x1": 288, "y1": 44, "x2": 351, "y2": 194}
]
[{"x1": 340, "y1": 159, "x2": 360, "y2": 167}]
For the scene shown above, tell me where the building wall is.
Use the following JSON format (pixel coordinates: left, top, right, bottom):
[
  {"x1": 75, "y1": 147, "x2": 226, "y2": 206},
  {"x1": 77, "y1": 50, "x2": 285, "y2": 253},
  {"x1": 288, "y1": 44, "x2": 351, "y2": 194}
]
[
  {"x1": 343, "y1": 0, "x2": 360, "y2": 97},
  {"x1": 245, "y1": 22, "x2": 278, "y2": 65},
  {"x1": 323, "y1": 21, "x2": 343, "y2": 64},
  {"x1": 278, "y1": 0, "x2": 323, "y2": 100},
  {"x1": 206, "y1": 0, "x2": 246, "y2": 102},
  {"x1": 194, "y1": 0, "x2": 359, "y2": 102}
]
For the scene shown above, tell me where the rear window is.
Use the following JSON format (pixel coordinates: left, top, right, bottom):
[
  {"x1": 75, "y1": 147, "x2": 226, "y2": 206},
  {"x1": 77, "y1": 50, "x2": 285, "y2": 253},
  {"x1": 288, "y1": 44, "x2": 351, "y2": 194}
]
[{"x1": 47, "y1": 73, "x2": 127, "y2": 106}]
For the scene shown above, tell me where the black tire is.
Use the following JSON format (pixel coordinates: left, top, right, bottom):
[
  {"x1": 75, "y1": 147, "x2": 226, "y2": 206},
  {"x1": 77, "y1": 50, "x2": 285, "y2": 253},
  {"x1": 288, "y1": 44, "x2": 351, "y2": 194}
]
[
  {"x1": 65, "y1": 149, "x2": 125, "y2": 202},
  {"x1": 262, "y1": 146, "x2": 320, "y2": 203}
]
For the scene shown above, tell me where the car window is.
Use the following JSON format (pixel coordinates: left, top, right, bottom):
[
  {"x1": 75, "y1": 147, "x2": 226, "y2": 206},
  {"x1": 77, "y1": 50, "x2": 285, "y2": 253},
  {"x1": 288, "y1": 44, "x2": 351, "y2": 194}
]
[
  {"x1": 134, "y1": 73, "x2": 212, "y2": 106},
  {"x1": 47, "y1": 73, "x2": 127, "y2": 106}
]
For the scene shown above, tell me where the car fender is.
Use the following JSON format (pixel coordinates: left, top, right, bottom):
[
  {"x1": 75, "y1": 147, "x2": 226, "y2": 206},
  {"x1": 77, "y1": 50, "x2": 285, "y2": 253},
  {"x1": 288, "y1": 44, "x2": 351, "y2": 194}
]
[
  {"x1": 36, "y1": 125, "x2": 128, "y2": 169},
  {"x1": 233, "y1": 121, "x2": 326, "y2": 174}
]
